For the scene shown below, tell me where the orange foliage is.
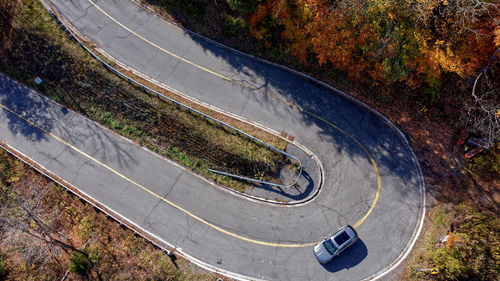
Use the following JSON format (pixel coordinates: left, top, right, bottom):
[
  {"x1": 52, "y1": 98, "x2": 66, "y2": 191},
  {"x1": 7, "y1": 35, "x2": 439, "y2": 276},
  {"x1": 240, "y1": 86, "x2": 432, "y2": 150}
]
[
  {"x1": 249, "y1": 0, "x2": 314, "y2": 61},
  {"x1": 248, "y1": 3, "x2": 269, "y2": 40},
  {"x1": 249, "y1": 0, "x2": 499, "y2": 86},
  {"x1": 495, "y1": 27, "x2": 500, "y2": 48},
  {"x1": 415, "y1": 37, "x2": 465, "y2": 78},
  {"x1": 306, "y1": 2, "x2": 381, "y2": 79}
]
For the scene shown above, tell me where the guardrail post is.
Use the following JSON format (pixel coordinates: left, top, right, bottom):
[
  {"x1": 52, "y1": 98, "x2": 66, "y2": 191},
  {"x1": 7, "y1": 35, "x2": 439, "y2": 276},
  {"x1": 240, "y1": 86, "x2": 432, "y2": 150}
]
[{"x1": 40, "y1": 3, "x2": 303, "y2": 188}]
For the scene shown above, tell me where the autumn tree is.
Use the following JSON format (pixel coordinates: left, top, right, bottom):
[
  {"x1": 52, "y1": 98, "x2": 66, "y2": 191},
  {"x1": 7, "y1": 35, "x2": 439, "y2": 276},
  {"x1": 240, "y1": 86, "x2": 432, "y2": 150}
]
[
  {"x1": 248, "y1": 0, "x2": 499, "y2": 88},
  {"x1": 464, "y1": 49, "x2": 500, "y2": 146},
  {"x1": 226, "y1": 0, "x2": 260, "y2": 14},
  {"x1": 412, "y1": 0, "x2": 499, "y2": 77},
  {"x1": 0, "y1": 0, "x2": 19, "y2": 51},
  {"x1": 0, "y1": 178, "x2": 100, "y2": 278}
]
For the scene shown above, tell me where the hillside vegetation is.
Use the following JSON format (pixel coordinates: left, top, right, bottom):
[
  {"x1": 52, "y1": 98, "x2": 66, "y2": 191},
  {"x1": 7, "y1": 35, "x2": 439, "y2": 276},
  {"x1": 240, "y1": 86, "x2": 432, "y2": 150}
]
[
  {"x1": 145, "y1": 0, "x2": 499, "y2": 145},
  {"x1": 0, "y1": 148, "x2": 214, "y2": 280},
  {"x1": 141, "y1": 0, "x2": 500, "y2": 279},
  {"x1": 0, "y1": 0, "x2": 288, "y2": 193},
  {"x1": 0, "y1": 0, "x2": 498, "y2": 279}
]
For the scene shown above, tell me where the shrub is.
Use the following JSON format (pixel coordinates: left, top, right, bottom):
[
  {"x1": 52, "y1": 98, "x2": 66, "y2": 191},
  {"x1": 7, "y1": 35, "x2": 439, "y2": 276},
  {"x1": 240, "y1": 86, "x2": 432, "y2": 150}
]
[
  {"x1": 69, "y1": 248, "x2": 99, "y2": 276},
  {"x1": 222, "y1": 14, "x2": 247, "y2": 36},
  {"x1": 226, "y1": 0, "x2": 259, "y2": 14},
  {"x1": 423, "y1": 75, "x2": 441, "y2": 104},
  {"x1": 0, "y1": 259, "x2": 6, "y2": 277},
  {"x1": 428, "y1": 246, "x2": 467, "y2": 280},
  {"x1": 468, "y1": 149, "x2": 500, "y2": 175},
  {"x1": 161, "y1": 0, "x2": 206, "y2": 18}
]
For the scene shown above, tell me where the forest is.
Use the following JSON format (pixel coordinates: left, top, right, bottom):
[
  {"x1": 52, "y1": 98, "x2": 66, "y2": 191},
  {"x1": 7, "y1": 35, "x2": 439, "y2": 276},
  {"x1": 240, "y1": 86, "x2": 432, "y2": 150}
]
[
  {"x1": 0, "y1": 0, "x2": 499, "y2": 280},
  {"x1": 150, "y1": 0, "x2": 499, "y2": 145},
  {"x1": 245, "y1": 0, "x2": 498, "y2": 85},
  {"x1": 144, "y1": 0, "x2": 500, "y2": 279}
]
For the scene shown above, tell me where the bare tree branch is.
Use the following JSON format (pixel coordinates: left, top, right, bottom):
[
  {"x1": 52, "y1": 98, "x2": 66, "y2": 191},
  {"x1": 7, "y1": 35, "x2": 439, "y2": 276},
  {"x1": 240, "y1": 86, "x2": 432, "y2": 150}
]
[{"x1": 465, "y1": 49, "x2": 500, "y2": 147}]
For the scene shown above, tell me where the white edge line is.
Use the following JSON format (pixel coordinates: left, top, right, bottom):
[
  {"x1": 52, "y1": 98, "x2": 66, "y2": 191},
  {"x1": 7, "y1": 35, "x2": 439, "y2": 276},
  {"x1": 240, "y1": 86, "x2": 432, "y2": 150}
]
[
  {"x1": 0, "y1": 68, "x2": 319, "y2": 211},
  {"x1": 0, "y1": 141, "x2": 264, "y2": 281},
  {"x1": 43, "y1": 0, "x2": 426, "y2": 279},
  {"x1": 42, "y1": 0, "x2": 326, "y2": 207},
  {"x1": 365, "y1": 153, "x2": 426, "y2": 280},
  {"x1": 128, "y1": 1, "x2": 427, "y2": 278},
  {"x1": 0, "y1": 71, "x2": 266, "y2": 280},
  {"x1": 94, "y1": 47, "x2": 326, "y2": 207}
]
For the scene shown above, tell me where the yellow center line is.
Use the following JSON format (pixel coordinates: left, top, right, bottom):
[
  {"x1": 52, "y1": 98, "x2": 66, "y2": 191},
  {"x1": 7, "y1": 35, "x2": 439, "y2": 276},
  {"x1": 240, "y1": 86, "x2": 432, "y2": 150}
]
[
  {"x1": 87, "y1": 0, "x2": 275, "y2": 94},
  {"x1": 87, "y1": 0, "x2": 382, "y2": 229},
  {"x1": 90, "y1": 0, "x2": 381, "y2": 230},
  {"x1": 302, "y1": 110, "x2": 381, "y2": 229},
  {"x1": 88, "y1": 1, "x2": 244, "y2": 85},
  {"x1": 0, "y1": 102, "x2": 317, "y2": 247},
  {"x1": 53, "y1": 0, "x2": 380, "y2": 243}
]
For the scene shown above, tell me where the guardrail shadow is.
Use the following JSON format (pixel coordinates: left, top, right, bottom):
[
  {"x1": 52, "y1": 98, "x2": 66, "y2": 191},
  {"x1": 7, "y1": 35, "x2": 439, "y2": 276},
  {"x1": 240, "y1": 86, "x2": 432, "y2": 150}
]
[
  {"x1": 118, "y1": 1, "x2": 422, "y2": 204},
  {"x1": 51, "y1": 0, "x2": 422, "y2": 204},
  {"x1": 252, "y1": 169, "x2": 315, "y2": 201},
  {"x1": 321, "y1": 239, "x2": 368, "y2": 272},
  {"x1": 183, "y1": 31, "x2": 421, "y2": 202}
]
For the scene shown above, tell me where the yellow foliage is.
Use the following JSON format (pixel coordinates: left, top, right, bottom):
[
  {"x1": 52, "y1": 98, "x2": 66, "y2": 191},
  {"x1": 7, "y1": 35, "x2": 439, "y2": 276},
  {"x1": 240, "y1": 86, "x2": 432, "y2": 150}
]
[
  {"x1": 249, "y1": 0, "x2": 495, "y2": 85},
  {"x1": 8, "y1": 175, "x2": 20, "y2": 183},
  {"x1": 495, "y1": 27, "x2": 500, "y2": 48},
  {"x1": 416, "y1": 37, "x2": 466, "y2": 78},
  {"x1": 415, "y1": 0, "x2": 441, "y2": 15},
  {"x1": 446, "y1": 232, "x2": 456, "y2": 248}
]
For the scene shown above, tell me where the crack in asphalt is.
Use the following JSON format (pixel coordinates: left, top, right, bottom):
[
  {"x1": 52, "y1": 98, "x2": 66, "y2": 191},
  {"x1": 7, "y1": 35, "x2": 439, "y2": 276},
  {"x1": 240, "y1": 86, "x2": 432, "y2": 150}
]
[
  {"x1": 184, "y1": 213, "x2": 197, "y2": 244},
  {"x1": 93, "y1": 20, "x2": 112, "y2": 36},
  {"x1": 316, "y1": 201, "x2": 347, "y2": 229},
  {"x1": 33, "y1": 1, "x2": 425, "y2": 280},
  {"x1": 238, "y1": 91, "x2": 253, "y2": 117},
  {"x1": 163, "y1": 170, "x2": 183, "y2": 199},
  {"x1": 68, "y1": 3, "x2": 92, "y2": 24},
  {"x1": 143, "y1": 48, "x2": 159, "y2": 68},
  {"x1": 43, "y1": 146, "x2": 70, "y2": 168},
  {"x1": 183, "y1": 212, "x2": 211, "y2": 248},
  {"x1": 340, "y1": 112, "x2": 357, "y2": 133},
  {"x1": 113, "y1": 181, "x2": 132, "y2": 207},
  {"x1": 163, "y1": 45, "x2": 192, "y2": 80},
  {"x1": 114, "y1": 31, "x2": 133, "y2": 40},
  {"x1": 141, "y1": 171, "x2": 184, "y2": 226},
  {"x1": 316, "y1": 201, "x2": 334, "y2": 229},
  {"x1": 69, "y1": 159, "x2": 91, "y2": 183},
  {"x1": 330, "y1": 149, "x2": 347, "y2": 169}
]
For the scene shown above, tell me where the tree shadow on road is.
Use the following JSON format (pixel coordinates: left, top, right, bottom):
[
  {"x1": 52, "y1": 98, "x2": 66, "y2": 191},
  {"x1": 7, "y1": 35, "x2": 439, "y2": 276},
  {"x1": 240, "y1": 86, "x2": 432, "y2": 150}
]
[
  {"x1": 172, "y1": 27, "x2": 422, "y2": 202},
  {"x1": 0, "y1": 75, "x2": 53, "y2": 142},
  {"x1": 0, "y1": 73, "x2": 137, "y2": 170}
]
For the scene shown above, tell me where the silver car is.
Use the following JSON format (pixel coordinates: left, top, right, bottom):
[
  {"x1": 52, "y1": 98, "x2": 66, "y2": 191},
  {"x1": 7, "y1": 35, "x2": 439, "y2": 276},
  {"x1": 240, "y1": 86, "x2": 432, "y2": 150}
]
[{"x1": 313, "y1": 225, "x2": 358, "y2": 264}]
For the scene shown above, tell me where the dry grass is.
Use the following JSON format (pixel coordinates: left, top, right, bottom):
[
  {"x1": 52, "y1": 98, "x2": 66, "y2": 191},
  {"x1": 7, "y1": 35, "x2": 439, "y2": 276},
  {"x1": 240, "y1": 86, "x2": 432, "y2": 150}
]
[
  {"x1": 0, "y1": 148, "x2": 214, "y2": 280},
  {"x1": 0, "y1": 0, "x2": 288, "y2": 193},
  {"x1": 135, "y1": 1, "x2": 500, "y2": 279}
]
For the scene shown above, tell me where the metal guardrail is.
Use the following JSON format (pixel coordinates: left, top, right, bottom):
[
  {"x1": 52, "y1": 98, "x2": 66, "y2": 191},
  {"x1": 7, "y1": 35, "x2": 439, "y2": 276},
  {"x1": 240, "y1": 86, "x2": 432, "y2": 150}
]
[{"x1": 42, "y1": 3, "x2": 302, "y2": 188}]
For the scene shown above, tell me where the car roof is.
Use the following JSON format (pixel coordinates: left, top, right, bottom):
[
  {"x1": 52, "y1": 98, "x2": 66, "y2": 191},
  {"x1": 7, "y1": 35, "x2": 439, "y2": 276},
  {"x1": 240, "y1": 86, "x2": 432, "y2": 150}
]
[{"x1": 334, "y1": 230, "x2": 350, "y2": 245}]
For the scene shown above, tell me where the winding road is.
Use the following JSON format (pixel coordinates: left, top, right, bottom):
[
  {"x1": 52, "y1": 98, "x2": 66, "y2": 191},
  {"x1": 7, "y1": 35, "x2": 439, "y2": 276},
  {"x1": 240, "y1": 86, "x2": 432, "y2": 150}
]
[{"x1": 0, "y1": 0, "x2": 425, "y2": 280}]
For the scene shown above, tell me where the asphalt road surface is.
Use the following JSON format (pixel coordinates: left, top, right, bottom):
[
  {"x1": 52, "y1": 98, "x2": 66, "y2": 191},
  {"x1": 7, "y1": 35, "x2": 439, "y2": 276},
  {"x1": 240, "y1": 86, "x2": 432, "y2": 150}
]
[{"x1": 0, "y1": 0, "x2": 424, "y2": 280}]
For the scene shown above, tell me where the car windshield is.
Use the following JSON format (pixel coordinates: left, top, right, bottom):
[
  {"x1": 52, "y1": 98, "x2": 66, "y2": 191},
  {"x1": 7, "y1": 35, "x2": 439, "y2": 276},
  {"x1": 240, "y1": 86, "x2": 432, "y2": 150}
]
[
  {"x1": 323, "y1": 239, "x2": 338, "y2": 255},
  {"x1": 334, "y1": 231, "x2": 350, "y2": 246}
]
